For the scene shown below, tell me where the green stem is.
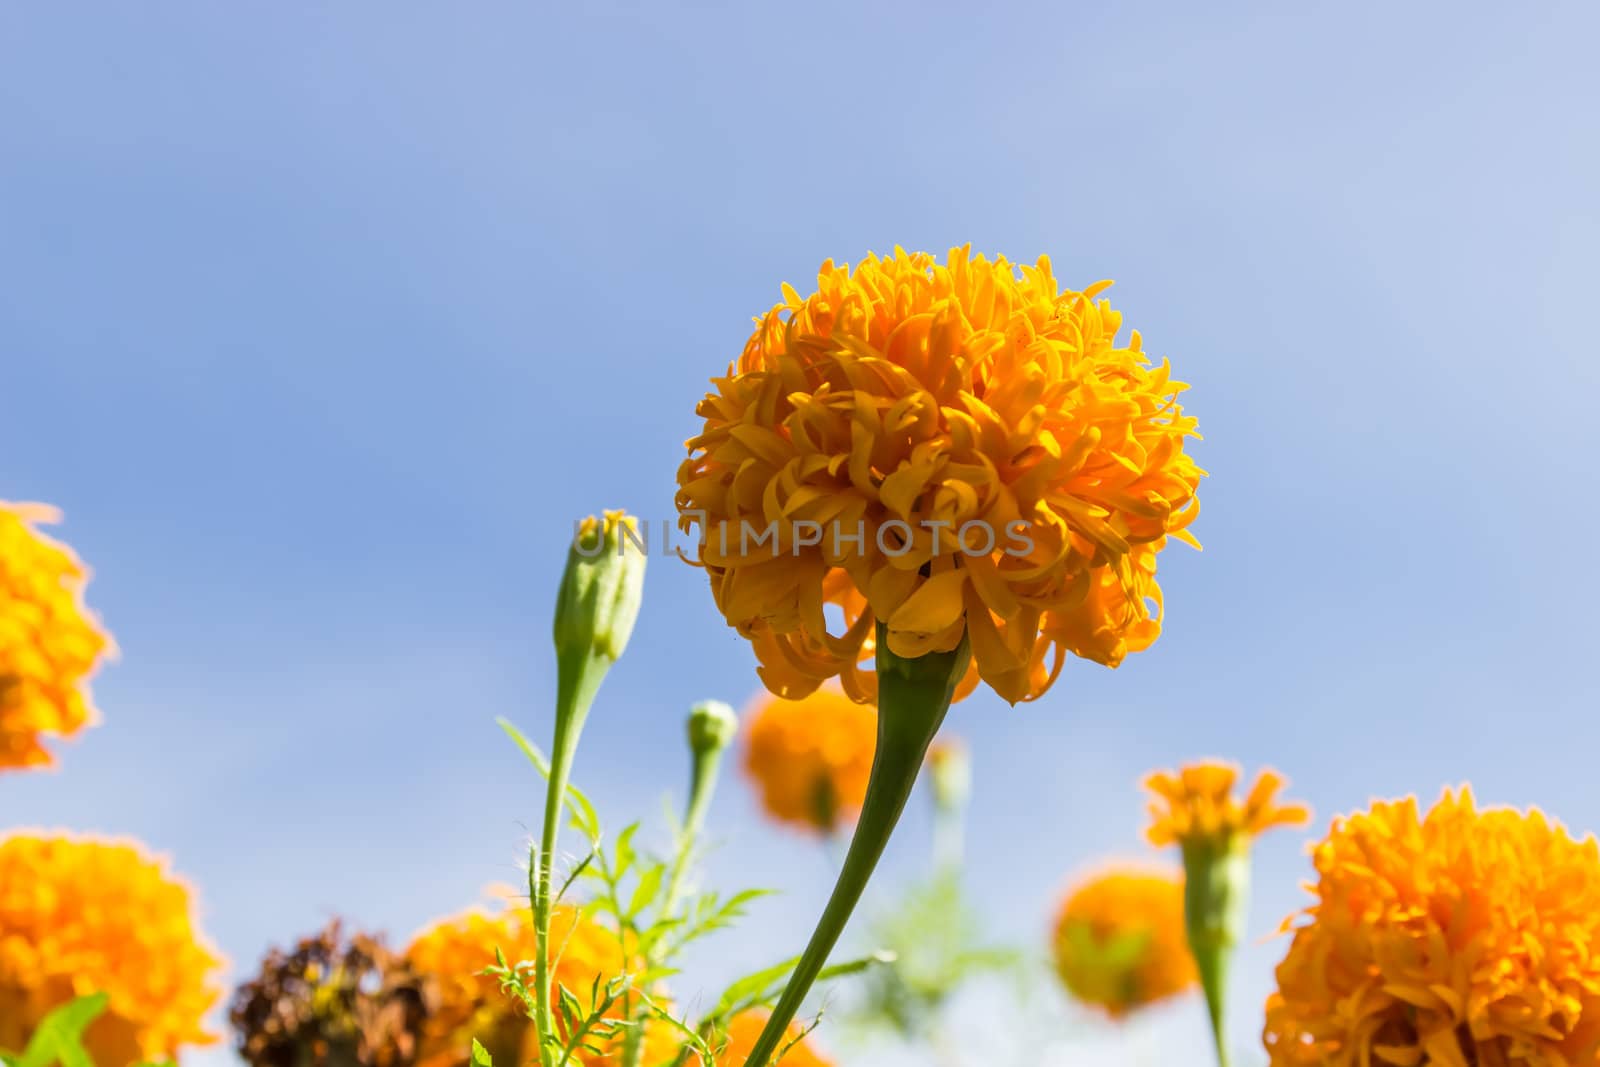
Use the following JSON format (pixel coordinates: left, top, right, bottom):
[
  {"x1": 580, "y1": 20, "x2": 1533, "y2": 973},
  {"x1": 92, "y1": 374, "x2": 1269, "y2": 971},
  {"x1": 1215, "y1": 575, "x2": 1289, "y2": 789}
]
[
  {"x1": 621, "y1": 741, "x2": 726, "y2": 1067},
  {"x1": 533, "y1": 649, "x2": 607, "y2": 1067},
  {"x1": 741, "y1": 627, "x2": 970, "y2": 1067},
  {"x1": 1181, "y1": 838, "x2": 1248, "y2": 1067},
  {"x1": 1195, "y1": 945, "x2": 1231, "y2": 1067}
]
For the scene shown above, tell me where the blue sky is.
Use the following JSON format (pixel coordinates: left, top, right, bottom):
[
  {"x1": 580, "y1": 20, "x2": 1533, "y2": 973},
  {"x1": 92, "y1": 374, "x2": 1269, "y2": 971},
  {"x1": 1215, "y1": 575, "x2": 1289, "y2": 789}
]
[{"x1": 3, "y1": 4, "x2": 1597, "y2": 1064}]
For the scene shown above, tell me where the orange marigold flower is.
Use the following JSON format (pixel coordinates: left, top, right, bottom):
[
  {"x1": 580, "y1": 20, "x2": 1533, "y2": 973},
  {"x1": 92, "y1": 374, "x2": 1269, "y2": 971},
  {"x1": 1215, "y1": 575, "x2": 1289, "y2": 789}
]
[
  {"x1": 1264, "y1": 789, "x2": 1600, "y2": 1067},
  {"x1": 405, "y1": 899, "x2": 636, "y2": 1067},
  {"x1": 1144, "y1": 761, "x2": 1310, "y2": 850},
  {"x1": 743, "y1": 687, "x2": 877, "y2": 834},
  {"x1": 0, "y1": 503, "x2": 114, "y2": 770},
  {"x1": 708, "y1": 1011, "x2": 832, "y2": 1067},
  {"x1": 0, "y1": 833, "x2": 222, "y2": 1066},
  {"x1": 675, "y1": 246, "x2": 1202, "y2": 705},
  {"x1": 1051, "y1": 867, "x2": 1197, "y2": 1018}
]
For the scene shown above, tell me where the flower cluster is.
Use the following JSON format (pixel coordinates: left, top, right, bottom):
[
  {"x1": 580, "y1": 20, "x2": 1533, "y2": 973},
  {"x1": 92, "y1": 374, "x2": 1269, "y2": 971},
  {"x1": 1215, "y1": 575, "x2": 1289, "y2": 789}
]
[
  {"x1": 0, "y1": 503, "x2": 114, "y2": 770},
  {"x1": 1052, "y1": 868, "x2": 1196, "y2": 1018},
  {"x1": 742, "y1": 687, "x2": 877, "y2": 834},
  {"x1": 0, "y1": 833, "x2": 222, "y2": 1066},
  {"x1": 676, "y1": 247, "x2": 1201, "y2": 705},
  {"x1": 1263, "y1": 789, "x2": 1600, "y2": 1067}
]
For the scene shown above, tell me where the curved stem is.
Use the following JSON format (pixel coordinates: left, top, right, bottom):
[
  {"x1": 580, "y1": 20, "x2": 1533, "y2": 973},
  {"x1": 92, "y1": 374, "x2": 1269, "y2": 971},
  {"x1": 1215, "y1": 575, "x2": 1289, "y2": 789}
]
[{"x1": 741, "y1": 628, "x2": 970, "y2": 1067}]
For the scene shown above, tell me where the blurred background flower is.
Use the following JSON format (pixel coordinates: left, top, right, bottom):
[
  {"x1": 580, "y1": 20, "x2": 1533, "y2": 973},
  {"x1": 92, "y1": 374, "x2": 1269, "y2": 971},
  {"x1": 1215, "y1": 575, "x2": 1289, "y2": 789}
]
[
  {"x1": 231, "y1": 920, "x2": 432, "y2": 1067},
  {"x1": 1051, "y1": 867, "x2": 1195, "y2": 1019},
  {"x1": 0, "y1": 832, "x2": 221, "y2": 1065},
  {"x1": 742, "y1": 687, "x2": 876, "y2": 836},
  {"x1": 0, "y1": 502, "x2": 113, "y2": 771}
]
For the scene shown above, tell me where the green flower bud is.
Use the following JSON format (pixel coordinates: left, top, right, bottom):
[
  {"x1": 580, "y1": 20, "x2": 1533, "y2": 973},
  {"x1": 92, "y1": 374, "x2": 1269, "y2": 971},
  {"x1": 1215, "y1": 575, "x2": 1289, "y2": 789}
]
[
  {"x1": 686, "y1": 699, "x2": 738, "y2": 756},
  {"x1": 926, "y1": 738, "x2": 971, "y2": 814},
  {"x1": 553, "y1": 510, "x2": 647, "y2": 664},
  {"x1": 1181, "y1": 834, "x2": 1251, "y2": 1067}
]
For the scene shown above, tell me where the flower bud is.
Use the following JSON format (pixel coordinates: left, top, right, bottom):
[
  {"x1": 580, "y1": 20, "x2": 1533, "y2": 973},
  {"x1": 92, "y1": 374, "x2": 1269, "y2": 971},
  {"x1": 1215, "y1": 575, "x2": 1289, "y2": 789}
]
[
  {"x1": 686, "y1": 700, "x2": 738, "y2": 756},
  {"x1": 553, "y1": 511, "x2": 647, "y2": 664}
]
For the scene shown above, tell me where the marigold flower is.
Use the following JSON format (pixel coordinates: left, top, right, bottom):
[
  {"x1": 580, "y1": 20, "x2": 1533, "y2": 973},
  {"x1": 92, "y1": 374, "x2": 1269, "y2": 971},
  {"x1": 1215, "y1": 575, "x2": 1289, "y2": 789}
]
[
  {"x1": 743, "y1": 687, "x2": 877, "y2": 834},
  {"x1": 405, "y1": 900, "x2": 634, "y2": 1067},
  {"x1": 1263, "y1": 789, "x2": 1600, "y2": 1067},
  {"x1": 709, "y1": 1012, "x2": 832, "y2": 1067},
  {"x1": 0, "y1": 503, "x2": 114, "y2": 770},
  {"x1": 231, "y1": 920, "x2": 431, "y2": 1067},
  {"x1": 1051, "y1": 867, "x2": 1196, "y2": 1018},
  {"x1": 675, "y1": 247, "x2": 1202, "y2": 705},
  {"x1": 0, "y1": 833, "x2": 222, "y2": 1065},
  {"x1": 1144, "y1": 761, "x2": 1310, "y2": 849}
]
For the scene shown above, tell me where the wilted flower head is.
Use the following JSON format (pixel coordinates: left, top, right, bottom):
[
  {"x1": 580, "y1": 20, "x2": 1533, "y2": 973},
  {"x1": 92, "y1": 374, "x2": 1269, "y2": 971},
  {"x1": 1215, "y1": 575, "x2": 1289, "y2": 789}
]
[
  {"x1": 709, "y1": 1012, "x2": 832, "y2": 1067},
  {"x1": 1264, "y1": 789, "x2": 1600, "y2": 1067},
  {"x1": 404, "y1": 900, "x2": 630, "y2": 1067},
  {"x1": 0, "y1": 833, "x2": 222, "y2": 1066},
  {"x1": 742, "y1": 687, "x2": 877, "y2": 834},
  {"x1": 1051, "y1": 867, "x2": 1196, "y2": 1018},
  {"x1": 1144, "y1": 761, "x2": 1310, "y2": 851},
  {"x1": 231, "y1": 920, "x2": 432, "y2": 1067},
  {"x1": 675, "y1": 247, "x2": 1202, "y2": 705},
  {"x1": 0, "y1": 503, "x2": 114, "y2": 770}
]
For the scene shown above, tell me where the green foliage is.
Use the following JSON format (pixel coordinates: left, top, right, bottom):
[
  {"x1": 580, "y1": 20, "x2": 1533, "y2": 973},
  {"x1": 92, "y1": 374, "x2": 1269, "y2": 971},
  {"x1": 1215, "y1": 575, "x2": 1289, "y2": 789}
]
[
  {"x1": 0, "y1": 994, "x2": 129, "y2": 1067},
  {"x1": 486, "y1": 719, "x2": 894, "y2": 1067},
  {"x1": 845, "y1": 872, "x2": 1020, "y2": 1042}
]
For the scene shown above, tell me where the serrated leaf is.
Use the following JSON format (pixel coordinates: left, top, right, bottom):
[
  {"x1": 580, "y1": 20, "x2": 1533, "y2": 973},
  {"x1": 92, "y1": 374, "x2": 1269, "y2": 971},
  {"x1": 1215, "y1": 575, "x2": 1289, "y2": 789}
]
[
  {"x1": 469, "y1": 1039, "x2": 493, "y2": 1067},
  {"x1": 496, "y1": 718, "x2": 602, "y2": 840}
]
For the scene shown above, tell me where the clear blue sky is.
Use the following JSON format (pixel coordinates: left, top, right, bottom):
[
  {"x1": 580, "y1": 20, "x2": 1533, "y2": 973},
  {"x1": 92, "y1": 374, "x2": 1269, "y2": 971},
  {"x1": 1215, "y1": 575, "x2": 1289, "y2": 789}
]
[{"x1": 3, "y1": 4, "x2": 1597, "y2": 1064}]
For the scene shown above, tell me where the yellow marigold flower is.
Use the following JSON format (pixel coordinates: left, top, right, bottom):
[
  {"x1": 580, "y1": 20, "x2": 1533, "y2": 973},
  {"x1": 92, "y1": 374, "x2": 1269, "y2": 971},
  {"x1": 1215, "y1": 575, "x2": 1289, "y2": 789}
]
[
  {"x1": 709, "y1": 1011, "x2": 832, "y2": 1067},
  {"x1": 1144, "y1": 761, "x2": 1310, "y2": 849},
  {"x1": 675, "y1": 246, "x2": 1202, "y2": 705},
  {"x1": 0, "y1": 833, "x2": 222, "y2": 1066},
  {"x1": 1264, "y1": 789, "x2": 1600, "y2": 1067},
  {"x1": 1051, "y1": 867, "x2": 1197, "y2": 1018},
  {"x1": 743, "y1": 687, "x2": 877, "y2": 834},
  {"x1": 406, "y1": 900, "x2": 637, "y2": 1067},
  {"x1": 0, "y1": 503, "x2": 114, "y2": 770}
]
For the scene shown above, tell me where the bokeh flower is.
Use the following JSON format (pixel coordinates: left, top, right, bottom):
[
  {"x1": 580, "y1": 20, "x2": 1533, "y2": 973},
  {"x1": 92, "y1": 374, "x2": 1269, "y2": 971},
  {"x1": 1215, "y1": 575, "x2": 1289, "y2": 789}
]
[
  {"x1": 1264, "y1": 789, "x2": 1600, "y2": 1067},
  {"x1": 0, "y1": 833, "x2": 222, "y2": 1066},
  {"x1": 675, "y1": 246, "x2": 1202, "y2": 704},
  {"x1": 1051, "y1": 867, "x2": 1196, "y2": 1018},
  {"x1": 742, "y1": 686, "x2": 877, "y2": 834},
  {"x1": 1144, "y1": 761, "x2": 1311, "y2": 850},
  {"x1": 0, "y1": 502, "x2": 114, "y2": 770},
  {"x1": 709, "y1": 1012, "x2": 831, "y2": 1067},
  {"x1": 231, "y1": 920, "x2": 432, "y2": 1067},
  {"x1": 405, "y1": 899, "x2": 636, "y2": 1067}
]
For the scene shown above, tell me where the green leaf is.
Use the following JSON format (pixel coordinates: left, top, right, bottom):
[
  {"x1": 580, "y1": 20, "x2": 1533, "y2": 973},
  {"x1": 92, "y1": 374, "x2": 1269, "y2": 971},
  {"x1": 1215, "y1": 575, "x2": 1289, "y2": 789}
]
[
  {"x1": 496, "y1": 718, "x2": 602, "y2": 839},
  {"x1": 470, "y1": 1039, "x2": 494, "y2": 1067},
  {"x1": 16, "y1": 994, "x2": 107, "y2": 1067},
  {"x1": 627, "y1": 862, "x2": 666, "y2": 919}
]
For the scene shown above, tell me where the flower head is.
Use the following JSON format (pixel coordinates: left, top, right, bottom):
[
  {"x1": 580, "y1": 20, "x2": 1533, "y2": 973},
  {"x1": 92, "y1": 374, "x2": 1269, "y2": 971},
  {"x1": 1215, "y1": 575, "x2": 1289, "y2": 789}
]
[
  {"x1": 1051, "y1": 867, "x2": 1196, "y2": 1018},
  {"x1": 0, "y1": 833, "x2": 222, "y2": 1066},
  {"x1": 0, "y1": 503, "x2": 115, "y2": 770},
  {"x1": 675, "y1": 247, "x2": 1201, "y2": 704},
  {"x1": 709, "y1": 1012, "x2": 832, "y2": 1067},
  {"x1": 405, "y1": 899, "x2": 631, "y2": 1067},
  {"x1": 1263, "y1": 789, "x2": 1600, "y2": 1067},
  {"x1": 1144, "y1": 761, "x2": 1310, "y2": 851},
  {"x1": 231, "y1": 920, "x2": 431, "y2": 1067},
  {"x1": 742, "y1": 687, "x2": 877, "y2": 834}
]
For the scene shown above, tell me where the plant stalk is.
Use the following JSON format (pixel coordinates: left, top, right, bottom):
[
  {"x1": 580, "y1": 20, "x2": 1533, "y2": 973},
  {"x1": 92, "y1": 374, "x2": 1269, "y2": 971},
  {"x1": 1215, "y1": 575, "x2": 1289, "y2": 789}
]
[{"x1": 740, "y1": 627, "x2": 970, "y2": 1067}]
